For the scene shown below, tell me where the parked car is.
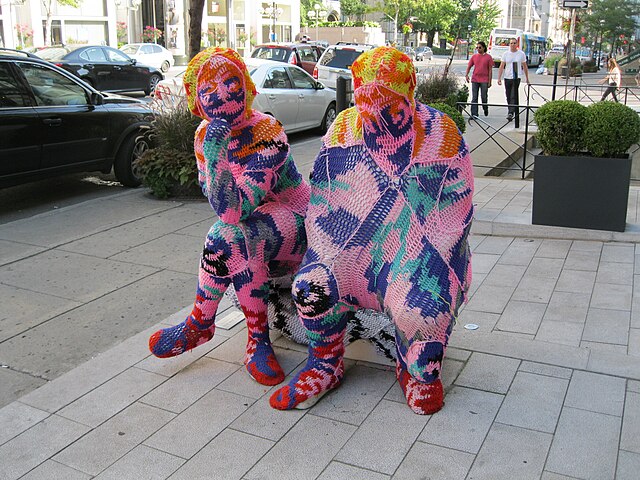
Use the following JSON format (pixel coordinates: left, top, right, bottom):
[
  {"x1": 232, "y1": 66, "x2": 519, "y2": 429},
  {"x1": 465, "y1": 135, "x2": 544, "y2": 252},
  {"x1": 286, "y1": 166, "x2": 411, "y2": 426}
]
[
  {"x1": 0, "y1": 48, "x2": 153, "y2": 188},
  {"x1": 35, "y1": 45, "x2": 163, "y2": 95},
  {"x1": 313, "y1": 42, "x2": 376, "y2": 94},
  {"x1": 250, "y1": 43, "x2": 325, "y2": 76},
  {"x1": 399, "y1": 46, "x2": 416, "y2": 61},
  {"x1": 415, "y1": 46, "x2": 433, "y2": 61},
  {"x1": 120, "y1": 43, "x2": 174, "y2": 73},
  {"x1": 154, "y1": 59, "x2": 337, "y2": 134}
]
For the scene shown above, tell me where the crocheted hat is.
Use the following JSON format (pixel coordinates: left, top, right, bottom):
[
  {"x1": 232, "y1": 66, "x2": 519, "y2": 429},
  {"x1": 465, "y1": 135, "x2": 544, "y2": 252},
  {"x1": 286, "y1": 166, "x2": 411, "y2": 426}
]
[
  {"x1": 351, "y1": 46, "x2": 417, "y2": 104},
  {"x1": 184, "y1": 47, "x2": 256, "y2": 120}
]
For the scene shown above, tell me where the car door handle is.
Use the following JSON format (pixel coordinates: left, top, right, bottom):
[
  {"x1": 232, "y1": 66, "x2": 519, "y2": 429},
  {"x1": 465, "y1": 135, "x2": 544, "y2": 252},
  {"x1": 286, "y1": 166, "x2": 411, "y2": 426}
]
[
  {"x1": 113, "y1": 66, "x2": 122, "y2": 70},
  {"x1": 298, "y1": 94, "x2": 305, "y2": 98},
  {"x1": 43, "y1": 118, "x2": 62, "y2": 126},
  {"x1": 268, "y1": 94, "x2": 276, "y2": 100},
  {"x1": 84, "y1": 64, "x2": 94, "y2": 70}
]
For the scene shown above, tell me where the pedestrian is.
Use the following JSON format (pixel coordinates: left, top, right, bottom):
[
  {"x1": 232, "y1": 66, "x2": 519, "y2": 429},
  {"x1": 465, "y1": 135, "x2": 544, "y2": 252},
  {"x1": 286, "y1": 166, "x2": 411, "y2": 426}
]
[
  {"x1": 465, "y1": 40, "x2": 493, "y2": 119},
  {"x1": 600, "y1": 58, "x2": 621, "y2": 102},
  {"x1": 497, "y1": 38, "x2": 529, "y2": 121}
]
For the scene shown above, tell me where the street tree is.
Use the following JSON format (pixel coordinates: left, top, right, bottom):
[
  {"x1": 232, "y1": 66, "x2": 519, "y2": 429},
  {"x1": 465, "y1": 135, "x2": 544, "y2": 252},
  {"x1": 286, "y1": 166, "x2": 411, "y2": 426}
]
[
  {"x1": 340, "y1": 0, "x2": 370, "y2": 21},
  {"x1": 583, "y1": 0, "x2": 639, "y2": 56},
  {"x1": 42, "y1": 0, "x2": 81, "y2": 46},
  {"x1": 188, "y1": 0, "x2": 206, "y2": 59}
]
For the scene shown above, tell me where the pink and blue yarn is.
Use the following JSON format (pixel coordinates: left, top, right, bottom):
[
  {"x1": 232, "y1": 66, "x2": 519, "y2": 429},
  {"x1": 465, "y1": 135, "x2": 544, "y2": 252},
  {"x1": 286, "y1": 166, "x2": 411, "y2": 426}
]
[
  {"x1": 270, "y1": 46, "x2": 474, "y2": 413},
  {"x1": 149, "y1": 48, "x2": 310, "y2": 386}
]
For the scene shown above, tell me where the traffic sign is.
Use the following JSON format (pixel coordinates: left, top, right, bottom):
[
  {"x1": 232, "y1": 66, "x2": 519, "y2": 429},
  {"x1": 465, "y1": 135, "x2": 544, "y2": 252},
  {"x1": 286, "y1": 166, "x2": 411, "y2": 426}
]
[{"x1": 562, "y1": 0, "x2": 588, "y2": 7}]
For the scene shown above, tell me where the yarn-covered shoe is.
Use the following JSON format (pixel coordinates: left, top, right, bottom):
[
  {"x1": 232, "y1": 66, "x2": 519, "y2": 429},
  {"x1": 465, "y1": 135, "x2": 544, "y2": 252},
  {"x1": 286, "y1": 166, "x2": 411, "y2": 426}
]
[
  {"x1": 245, "y1": 338, "x2": 285, "y2": 386},
  {"x1": 396, "y1": 363, "x2": 444, "y2": 415},
  {"x1": 149, "y1": 315, "x2": 215, "y2": 358}
]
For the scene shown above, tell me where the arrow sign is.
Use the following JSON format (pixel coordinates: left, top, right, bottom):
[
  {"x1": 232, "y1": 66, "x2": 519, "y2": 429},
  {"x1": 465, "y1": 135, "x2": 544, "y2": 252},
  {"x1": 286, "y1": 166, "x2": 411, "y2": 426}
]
[{"x1": 563, "y1": 0, "x2": 588, "y2": 7}]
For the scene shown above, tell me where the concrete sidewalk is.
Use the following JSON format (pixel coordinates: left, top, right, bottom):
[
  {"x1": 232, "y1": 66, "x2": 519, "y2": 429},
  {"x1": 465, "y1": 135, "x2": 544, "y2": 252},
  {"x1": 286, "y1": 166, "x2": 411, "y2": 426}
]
[{"x1": 2, "y1": 171, "x2": 640, "y2": 478}]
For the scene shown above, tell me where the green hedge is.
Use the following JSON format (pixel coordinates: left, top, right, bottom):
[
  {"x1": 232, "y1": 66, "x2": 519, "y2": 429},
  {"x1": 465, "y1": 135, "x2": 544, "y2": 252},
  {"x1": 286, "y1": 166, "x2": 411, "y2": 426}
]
[
  {"x1": 584, "y1": 102, "x2": 640, "y2": 157},
  {"x1": 534, "y1": 100, "x2": 588, "y2": 155}
]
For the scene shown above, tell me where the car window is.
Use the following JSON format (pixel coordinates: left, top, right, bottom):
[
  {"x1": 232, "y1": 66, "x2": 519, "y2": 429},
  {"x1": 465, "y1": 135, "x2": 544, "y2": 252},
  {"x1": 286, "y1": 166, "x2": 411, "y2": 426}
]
[
  {"x1": 152, "y1": 45, "x2": 163, "y2": 53},
  {"x1": 141, "y1": 45, "x2": 154, "y2": 54},
  {"x1": 263, "y1": 67, "x2": 292, "y2": 89},
  {"x1": 36, "y1": 47, "x2": 70, "y2": 61},
  {"x1": 288, "y1": 67, "x2": 315, "y2": 89},
  {"x1": 17, "y1": 62, "x2": 88, "y2": 106},
  {"x1": 319, "y1": 48, "x2": 364, "y2": 68},
  {"x1": 299, "y1": 47, "x2": 317, "y2": 62},
  {"x1": 105, "y1": 48, "x2": 129, "y2": 62},
  {"x1": 120, "y1": 45, "x2": 138, "y2": 55},
  {"x1": 79, "y1": 48, "x2": 107, "y2": 62},
  {"x1": 0, "y1": 63, "x2": 32, "y2": 107},
  {"x1": 252, "y1": 47, "x2": 289, "y2": 62}
]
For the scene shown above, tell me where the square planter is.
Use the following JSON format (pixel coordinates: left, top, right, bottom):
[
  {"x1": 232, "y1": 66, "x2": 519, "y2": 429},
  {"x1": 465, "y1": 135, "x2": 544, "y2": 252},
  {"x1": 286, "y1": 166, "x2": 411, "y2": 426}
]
[{"x1": 532, "y1": 154, "x2": 631, "y2": 232}]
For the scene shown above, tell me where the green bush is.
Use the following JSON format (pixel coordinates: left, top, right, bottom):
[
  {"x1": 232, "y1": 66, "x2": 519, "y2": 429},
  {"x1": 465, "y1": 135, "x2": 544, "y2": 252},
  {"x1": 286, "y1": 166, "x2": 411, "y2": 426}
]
[
  {"x1": 558, "y1": 57, "x2": 582, "y2": 77},
  {"x1": 415, "y1": 68, "x2": 459, "y2": 105},
  {"x1": 431, "y1": 47, "x2": 452, "y2": 56},
  {"x1": 582, "y1": 60, "x2": 597, "y2": 73},
  {"x1": 428, "y1": 102, "x2": 466, "y2": 134},
  {"x1": 134, "y1": 103, "x2": 202, "y2": 198},
  {"x1": 583, "y1": 102, "x2": 640, "y2": 157},
  {"x1": 543, "y1": 54, "x2": 563, "y2": 70},
  {"x1": 534, "y1": 100, "x2": 588, "y2": 155}
]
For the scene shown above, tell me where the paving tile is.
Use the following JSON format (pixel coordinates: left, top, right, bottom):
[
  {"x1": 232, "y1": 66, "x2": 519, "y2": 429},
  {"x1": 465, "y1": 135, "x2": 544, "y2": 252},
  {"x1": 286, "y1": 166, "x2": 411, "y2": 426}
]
[
  {"x1": 545, "y1": 407, "x2": 621, "y2": 479},
  {"x1": 470, "y1": 253, "x2": 501, "y2": 274},
  {"x1": 570, "y1": 240, "x2": 603, "y2": 253},
  {"x1": 245, "y1": 414, "x2": 356, "y2": 480},
  {"x1": 0, "y1": 239, "x2": 46, "y2": 267},
  {"x1": 463, "y1": 284, "x2": 515, "y2": 314},
  {"x1": 540, "y1": 472, "x2": 580, "y2": 480},
  {"x1": 586, "y1": 349, "x2": 640, "y2": 381},
  {"x1": 467, "y1": 272, "x2": 486, "y2": 297},
  {"x1": 563, "y1": 250, "x2": 601, "y2": 271},
  {"x1": 601, "y1": 243, "x2": 635, "y2": 263},
  {"x1": 495, "y1": 371, "x2": 568, "y2": 433},
  {"x1": 58, "y1": 367, "x2": 165, "y2": 428},
  {"x1": 205, "y1": 329, "x2": 248, "y2": 365},
  {"x1": 496, "y1": 244, "x2": 538, "y2": 266},
  {"x1": 0, "y1": 401, "x2": 50, "y2": 446},
  {"x1": 20, "y1": 460, "x2": 92, "y2": 479},
  {"x1": 518, "y1": 361, "x2": 572, "y2": 379},
  {"x1": 473, "y1": 236, "x2": 513, "y2": 254},
  {"x1": 310, "y1": 364, "x2": 396, "y2": 425},
  {"x1": 454, "y1": 352, "x2": 520, "y2": 394},
  {"x1": 0, "y1": 250, "x2": 158, "y2": 302},
  {"x1": 535, "y1": 239, "x2": 572, "y2": 259},
  {"x1": 629, "y1": 328, "x2": 640, "y2": 356},
  {"x1": 140, "y1": 357, "x2": 240, "y2": 413},
  {"x1": 535, "y1": 320, "x2": 583, "y2": 347},
  {"x1": 455, "y1": 310, "x2": 501, "y2": 332},
  {"x1": 617, "y1": 450, "x2": 640, "y2": 480},
  {"x1": 391, "y1": 441, "x2": 474, "y2": 479},
  {"x1": 94, "y1": 444, "x2": 184, "y2": 479},
  {"x1": 318, "y1": 462, "x2": 390, "y2": 480},
  {"x1": 466, "y1": 422, "x2": 552, "y2": 480},
  {"x1": 629, "y1": 380, "x2": 640, "y2": 393},
  {"x1": 482, "y1": 264, "x2": 527, "y2": 287},
  {"x1": 565, "y1": 370, "x2": 626, "y2": 417},
  {"x1": 621, "y1": 391, "x2": 640, "y2": 454},
  {"x1": 144, "y1": 388, "x2": 251, "y2": 459},
  {"x1": 590, "y1": 283, "x2": 633, "y2": 311},
  {"x1": 596, "y1": 261, "x2": 634, "y2": 285},
  {"x1": 582, "y1": 308, "x2": 630, "y2": 345},
  {"x1": 53, "y1": 403, "x2": 176, "y2": 476},
  {"x1": 555, "y1": 269, "x2": 596, "y2": 294},
  {"x1": 0, "y1": 283, "x2": 81, "y2": 343},
  {"x1": 542, "y1": 291, "x2": 590, "y2": 324},
  {"x1": 0, "y1": 368, "x2": 46, "y2": 410},
  {"x1": 334, "y1": 400, "x2": 428, "y2": 475},
  {"x1": 0, "y1": 414, "x2": 90, "y2": 480},
  {"x1": 418, "y1": 386, "x2": 503, "y2": 454},
  {"x1": 512, "y1": 275, "x2": 556, "y2": 303},
  {"x1": 581, "y1": 341, "x2": 628, "y2": 354},
  {"x1": 495, "y1": 301, "x2": 546, "y2": 335},
  {"x1": 168, "y1": 429, "x2": 273, "y2": 480},
  {"x1": 525, "y1": 257, "x2": 565, "y2": 278}
]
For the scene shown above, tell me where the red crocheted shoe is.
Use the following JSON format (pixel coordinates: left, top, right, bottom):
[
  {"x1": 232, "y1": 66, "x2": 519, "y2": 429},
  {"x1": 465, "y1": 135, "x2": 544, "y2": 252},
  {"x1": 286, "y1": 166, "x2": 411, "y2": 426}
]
[{"x1": 396, "y1": 363, "x2": 444, "y2": 415}]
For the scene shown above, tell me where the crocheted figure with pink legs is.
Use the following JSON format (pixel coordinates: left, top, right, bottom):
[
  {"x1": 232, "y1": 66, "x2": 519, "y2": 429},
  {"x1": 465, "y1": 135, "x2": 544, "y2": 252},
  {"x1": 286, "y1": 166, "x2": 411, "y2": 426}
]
[
  {"x1": 148, "y1": 48, "x2": 310, "y2": 386},
  {"x1": 270, "y1": 46, "x2": 474, "y2": 414}
]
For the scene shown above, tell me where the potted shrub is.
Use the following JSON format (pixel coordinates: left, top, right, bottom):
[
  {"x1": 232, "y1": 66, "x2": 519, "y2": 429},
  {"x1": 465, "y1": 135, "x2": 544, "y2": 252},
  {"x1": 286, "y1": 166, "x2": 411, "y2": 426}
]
[{"x1": 532, "y1": 100, "x2": 640, "y2": 231}]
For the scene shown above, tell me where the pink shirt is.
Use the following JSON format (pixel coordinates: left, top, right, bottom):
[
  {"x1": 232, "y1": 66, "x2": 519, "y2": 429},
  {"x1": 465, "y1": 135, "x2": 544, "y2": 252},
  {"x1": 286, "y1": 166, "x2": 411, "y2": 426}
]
[{"x1": 467, "y1": 53, "x2": 493, "y2": 83}]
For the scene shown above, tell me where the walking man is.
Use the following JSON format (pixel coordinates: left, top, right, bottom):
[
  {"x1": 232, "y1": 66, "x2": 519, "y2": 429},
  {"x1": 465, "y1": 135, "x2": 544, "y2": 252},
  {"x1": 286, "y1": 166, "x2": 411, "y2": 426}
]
[
  {"x1": 465, "y1": 40, "x2": 493, "y2": 119},
  {"x1": 497, "y1": 38, "x2": 529, "y2": 121}
]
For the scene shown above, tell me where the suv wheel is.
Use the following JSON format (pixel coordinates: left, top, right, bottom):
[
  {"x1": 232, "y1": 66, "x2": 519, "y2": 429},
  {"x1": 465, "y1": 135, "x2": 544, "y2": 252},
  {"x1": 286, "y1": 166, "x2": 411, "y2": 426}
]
[
  {"x1": 144, "y1": 74, "x2": 161, "y2": 96},
  {"x1": 114, "y1": 133, "x2": 148, "y2": 187}
]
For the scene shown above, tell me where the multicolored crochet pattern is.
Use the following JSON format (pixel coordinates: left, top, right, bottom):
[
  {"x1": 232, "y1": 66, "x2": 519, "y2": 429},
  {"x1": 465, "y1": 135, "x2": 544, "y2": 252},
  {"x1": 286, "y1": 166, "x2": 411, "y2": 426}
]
[
  {"x1": 270, "y1": 46, "x2": 474, "y2": 414},
  {"x1": 149, "y1": 48, "x2": 310, "y2": 386}
]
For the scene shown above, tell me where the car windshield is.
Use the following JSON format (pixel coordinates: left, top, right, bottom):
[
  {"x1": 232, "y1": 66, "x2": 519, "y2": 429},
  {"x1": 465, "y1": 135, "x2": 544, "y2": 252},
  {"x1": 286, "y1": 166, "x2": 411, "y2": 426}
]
[
  {"x1": 36, "y1": 47, "x2": 69, "y2": 61},
  {"x1": 120, "y1": 45, "x2": 139, "y2": 54},
  {"x1": 320, "y1": 48, "x2": 364, "y2": 68},
  {"x1": 251, "y1": 47, "x2": 290, "y2": 62}
]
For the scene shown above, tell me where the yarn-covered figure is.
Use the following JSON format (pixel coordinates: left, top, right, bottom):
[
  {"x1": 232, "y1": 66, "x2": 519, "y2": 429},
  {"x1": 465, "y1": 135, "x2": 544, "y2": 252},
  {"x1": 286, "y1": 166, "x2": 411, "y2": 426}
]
[
  {"x1": 149, "y1": 48, "x2": 310, "y2": 386},
  {"x1": 270, "y1": 47, "x2": 473, "y2": 414}
]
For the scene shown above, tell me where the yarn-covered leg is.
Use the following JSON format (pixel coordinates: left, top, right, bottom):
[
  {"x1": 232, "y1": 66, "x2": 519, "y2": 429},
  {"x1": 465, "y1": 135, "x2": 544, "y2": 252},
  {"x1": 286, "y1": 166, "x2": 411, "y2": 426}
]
[
  {"x1": 396, "y1": 361, "x2": 444, "y2": 415},
  {"x1": 270, "y1": 305, "x2": 352, "y2": 410},
  {"x1": 233, "y1": 267, "x2": 284, "y2": 386},
  {"x1": 149, "y1": 231, "x2": 234, "y2": 358}
]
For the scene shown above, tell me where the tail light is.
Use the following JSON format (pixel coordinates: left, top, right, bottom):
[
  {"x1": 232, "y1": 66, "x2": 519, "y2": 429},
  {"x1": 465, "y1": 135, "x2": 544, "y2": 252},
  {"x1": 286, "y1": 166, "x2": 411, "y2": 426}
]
[
  {"x1": 55, "y1": 63, "x2": 63, "y2": 67},
  {"x1": 289, "y1": 54, "x2": 297, "y2": 65},
  {"x1": 312, "y1": 65, "x2": 318, "y2": 79}
]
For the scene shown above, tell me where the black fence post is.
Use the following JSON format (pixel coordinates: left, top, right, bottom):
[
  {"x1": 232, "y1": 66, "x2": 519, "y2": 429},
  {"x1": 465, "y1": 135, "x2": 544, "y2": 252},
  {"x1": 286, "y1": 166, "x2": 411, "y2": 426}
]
[
  {"x1": 552, "y1": 60, "x2": 559, "y2": 100},
  {"x1": 336, "y1": 76, "x2": 349, "y2": 114}
]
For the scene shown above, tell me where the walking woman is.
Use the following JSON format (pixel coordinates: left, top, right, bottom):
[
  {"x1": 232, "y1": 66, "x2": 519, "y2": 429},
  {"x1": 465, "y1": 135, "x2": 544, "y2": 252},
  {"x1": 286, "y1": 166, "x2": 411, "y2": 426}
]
[
  {"x1": 600, "y1": 58, "x2": 621, "y2": 102},
  {"x1": 465, "y1": 40, "x2": 493, "y2": 119}
]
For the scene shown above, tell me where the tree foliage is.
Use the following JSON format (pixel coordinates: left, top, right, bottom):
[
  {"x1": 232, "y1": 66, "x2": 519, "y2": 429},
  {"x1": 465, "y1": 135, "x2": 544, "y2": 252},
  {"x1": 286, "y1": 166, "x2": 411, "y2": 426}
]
[
  {"x1": 340, "y1": 0, "x2": 370, "y2": 21},
  {"x1": 582, "y1": 0, "x2": 639, "y2": 55}
]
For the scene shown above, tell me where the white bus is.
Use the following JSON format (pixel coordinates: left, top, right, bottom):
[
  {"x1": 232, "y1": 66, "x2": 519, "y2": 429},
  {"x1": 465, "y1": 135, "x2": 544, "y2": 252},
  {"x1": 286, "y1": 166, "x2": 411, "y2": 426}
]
[{"x1": 488, "y1": 28, "x2": 546, "y2": 67}]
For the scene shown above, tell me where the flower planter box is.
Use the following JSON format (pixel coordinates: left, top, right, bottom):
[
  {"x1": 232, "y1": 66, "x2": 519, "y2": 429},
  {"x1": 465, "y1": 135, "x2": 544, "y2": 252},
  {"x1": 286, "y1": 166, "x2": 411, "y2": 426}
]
[{"x1": 532, "y1": 154, "x2": 631, "y2": 232}]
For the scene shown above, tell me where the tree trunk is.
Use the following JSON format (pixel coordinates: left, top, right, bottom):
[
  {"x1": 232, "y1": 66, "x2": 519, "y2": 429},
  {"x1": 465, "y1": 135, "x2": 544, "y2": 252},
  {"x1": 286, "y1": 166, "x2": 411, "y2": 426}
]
[
  {"x1": 44, "y1": 0, "x2": 53, "y2": 46},
  {"x1": 188, "y1": 0, "x2": 206, "y2": 60},
  {"x1": 427, "y1": 30, "x2": 435, "y2": 48}
]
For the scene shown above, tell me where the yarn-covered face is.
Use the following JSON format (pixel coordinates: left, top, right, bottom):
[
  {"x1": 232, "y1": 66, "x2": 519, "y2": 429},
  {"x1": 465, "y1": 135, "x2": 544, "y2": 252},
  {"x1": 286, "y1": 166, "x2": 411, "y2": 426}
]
[{"x1": 184, "y1": 47, "x2": 256, "y2": 123}]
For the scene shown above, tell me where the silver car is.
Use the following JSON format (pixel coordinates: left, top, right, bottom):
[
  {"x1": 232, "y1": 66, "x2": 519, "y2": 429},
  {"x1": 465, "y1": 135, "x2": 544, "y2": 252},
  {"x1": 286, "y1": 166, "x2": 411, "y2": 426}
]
[{"x1": 154, "y1": 59, "x2": 337, "y2": 134}]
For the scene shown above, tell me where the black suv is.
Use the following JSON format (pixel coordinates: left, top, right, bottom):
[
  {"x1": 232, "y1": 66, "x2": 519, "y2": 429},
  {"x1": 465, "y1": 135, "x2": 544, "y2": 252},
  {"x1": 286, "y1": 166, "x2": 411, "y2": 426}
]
[{"x1": 0, "y1": 49, "x2": 152, "y2": 188}]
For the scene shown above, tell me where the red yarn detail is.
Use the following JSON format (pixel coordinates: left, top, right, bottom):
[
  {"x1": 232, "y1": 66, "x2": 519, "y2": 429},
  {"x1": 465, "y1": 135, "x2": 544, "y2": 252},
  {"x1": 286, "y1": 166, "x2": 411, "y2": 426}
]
[{"x1": 396, "y1": 363, "x2": 444, "y2": 415}]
